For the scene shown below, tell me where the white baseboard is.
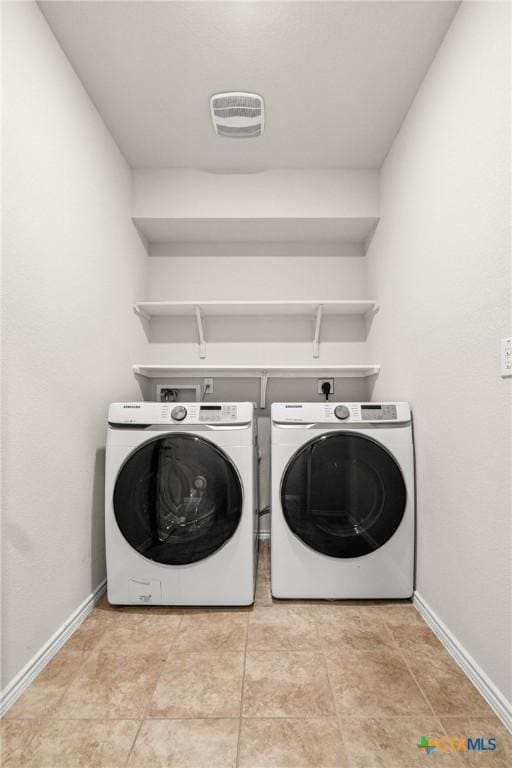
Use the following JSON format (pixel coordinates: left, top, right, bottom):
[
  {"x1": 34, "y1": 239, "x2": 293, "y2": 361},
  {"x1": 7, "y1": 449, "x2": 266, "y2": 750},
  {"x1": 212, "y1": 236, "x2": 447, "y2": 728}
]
[
  {"x1": 0, "y1": 579, "x2": 107, "y2": 718},
  {"x1": 413, "y1": 591, "x2": 512, "y2": 734}
]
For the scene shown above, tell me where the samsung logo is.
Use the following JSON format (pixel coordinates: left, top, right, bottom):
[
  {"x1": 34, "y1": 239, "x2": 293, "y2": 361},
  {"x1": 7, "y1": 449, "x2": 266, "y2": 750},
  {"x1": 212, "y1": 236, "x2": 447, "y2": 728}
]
[
  {"x1": 123, "y1": 405, "x2": 141, "y2": 409},
  {"x1": 285, "y1": 404, "x2": 303, "y2": 408}
]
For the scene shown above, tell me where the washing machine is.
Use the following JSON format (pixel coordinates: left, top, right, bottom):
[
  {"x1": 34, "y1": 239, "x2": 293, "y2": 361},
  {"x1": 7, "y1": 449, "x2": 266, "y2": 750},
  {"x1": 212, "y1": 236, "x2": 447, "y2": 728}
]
[
  {"x1": 271, "y1": 401, "x2": 414, "y2": 599},
  {"x1": 105, "y1": 401, "x2": 258, "y2": 605}
]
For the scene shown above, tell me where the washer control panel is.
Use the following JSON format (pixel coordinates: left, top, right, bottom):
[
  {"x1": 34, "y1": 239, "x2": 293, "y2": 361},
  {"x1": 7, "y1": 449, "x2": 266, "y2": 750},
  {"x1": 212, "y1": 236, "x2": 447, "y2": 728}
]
[
  {"x1": 198, "y1": 404, "x2": 238, "y2": 422},
  {"x1": 272, "y1": 402, "x2": 409, "y2": 425},
  {"x1": 108, "y1": 402, "x2": 253, "y2": 426}
]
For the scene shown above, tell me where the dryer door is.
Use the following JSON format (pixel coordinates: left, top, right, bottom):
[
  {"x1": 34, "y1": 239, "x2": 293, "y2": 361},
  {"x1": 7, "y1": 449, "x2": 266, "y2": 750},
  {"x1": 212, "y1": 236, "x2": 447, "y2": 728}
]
[
  {"x1": 113, "y1": 434, "x2": 243, "y2": 565},
  {"x1": 281, "y1": 432, "x2": 406, "y2": 558}
]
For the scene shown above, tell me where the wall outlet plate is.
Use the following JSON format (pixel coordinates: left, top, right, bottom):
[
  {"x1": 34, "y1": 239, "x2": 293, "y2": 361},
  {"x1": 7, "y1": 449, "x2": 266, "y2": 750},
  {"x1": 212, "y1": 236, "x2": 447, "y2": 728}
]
[
  {"x1": 203, "y1": 378, "x2": 214, "y2": 395},
  {"x1": 501, "y1": 337, "x2": 512, "y2": 377},
  {"x1": 317, "y1": 378, "x2": 334, "y2": 395}
]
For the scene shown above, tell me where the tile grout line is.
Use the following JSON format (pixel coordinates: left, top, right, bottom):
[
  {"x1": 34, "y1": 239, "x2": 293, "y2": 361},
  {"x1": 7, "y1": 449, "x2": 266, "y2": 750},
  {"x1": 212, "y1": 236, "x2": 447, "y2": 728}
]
[
  {"x1": 390, "y1": 608, "x2": 496, "y2": 726},
  {"x1": 394, "y1": 638, "x2": 478, "y2": 738},
  {"x1": 124, "y1": 614, "x2": 184, "y2": 766},
  {"x1": 319, "y1": 608, "x2": 446, "y2": 767},
  {"x1": 1, "y1": 714, "x2": 44, "y2": 764},
  {"x1": 235, "y1": 544, "x2": 258, "y2": 768},
  {"x1": 7, "y1": 712, "x2": 464, "y2": 722},
  {"x1": 387, "y1": 623, "x2": 447, "y2": 733},
  {"x1": 391, "y1": 627, "x2": 497, "y2": 731},
  {"x1": 5, "y1": 605, "x2": 159, "y2": 763},
  {"x1": 319, "y1": 627, "x2": 356, "y2": 768},
  {"x1": 26, "y1": 645, "x2": 94, "y2": 722},
  {"x1": 123, "y1": 719, "x2": 144, "y2": 767}
]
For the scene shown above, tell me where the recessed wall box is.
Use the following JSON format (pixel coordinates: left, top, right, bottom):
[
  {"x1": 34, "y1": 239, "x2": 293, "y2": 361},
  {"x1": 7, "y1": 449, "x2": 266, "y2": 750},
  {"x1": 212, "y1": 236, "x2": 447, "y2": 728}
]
[{"x1": 157, "y1": 384, "x2": 201, "y2": 402}]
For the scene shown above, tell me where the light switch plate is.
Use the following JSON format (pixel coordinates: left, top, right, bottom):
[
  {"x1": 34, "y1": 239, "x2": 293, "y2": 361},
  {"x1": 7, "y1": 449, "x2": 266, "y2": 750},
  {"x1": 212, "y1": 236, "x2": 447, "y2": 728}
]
[{"x1": 501, "y1": 337, "x2": 512, "y2": 377}]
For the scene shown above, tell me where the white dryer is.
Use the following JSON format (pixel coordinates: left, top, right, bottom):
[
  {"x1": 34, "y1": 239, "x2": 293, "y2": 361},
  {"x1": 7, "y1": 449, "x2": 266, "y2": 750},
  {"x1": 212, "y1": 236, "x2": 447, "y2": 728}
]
[
  {"x1": 271, "y1": 402, "x2": 414, "y2": 599},
  {"x1": 105, "y1": 402, "x2": 258, "y2": 605}
]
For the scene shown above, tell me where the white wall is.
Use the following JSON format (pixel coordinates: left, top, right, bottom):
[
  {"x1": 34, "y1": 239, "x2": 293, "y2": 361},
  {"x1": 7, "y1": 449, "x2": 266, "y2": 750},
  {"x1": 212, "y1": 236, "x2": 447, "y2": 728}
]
[
  {"x1": 144, "y1": 250, "x2": 371, "y2": 366},
  {"x1": 367, "y1": 0, "x2": 511, "y2": 707},
  {"x1": 132, "y1": 167, "x2": 379, "y2": 244},
  {"x1": 147, "y1": 245, "x2": 367, "y2": 296},
  {"x1": 132, "y1": 168, "x2": 379, "y2": 220},
  {"x1": 1, "y1": 2, "x2": 147, "y2": 691}
]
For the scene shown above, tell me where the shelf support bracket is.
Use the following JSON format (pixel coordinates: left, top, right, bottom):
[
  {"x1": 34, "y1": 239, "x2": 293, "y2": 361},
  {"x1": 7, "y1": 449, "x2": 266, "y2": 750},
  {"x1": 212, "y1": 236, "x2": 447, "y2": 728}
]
[
  {"x1": 363, "y1": 303, "x2": 380, "y2": 320},
  {"x1": 133, "y1": 304, "x2": 151, "y2": 321},
  {"x1": 313, "y1": 304, "x2": 323, "y2": 358},
  {"x1": 259, "y1": 371, "x2": 269, "y2": 409},
  {"x1": 194, "y1": 305, "x2": 206, "y2": 358}
]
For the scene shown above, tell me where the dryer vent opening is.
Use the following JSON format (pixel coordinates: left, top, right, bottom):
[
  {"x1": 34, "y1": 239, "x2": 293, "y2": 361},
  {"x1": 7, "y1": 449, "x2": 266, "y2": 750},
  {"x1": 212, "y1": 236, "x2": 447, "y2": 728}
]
[{"x1": 210, "y1": 91, "x2": 264, "y2": 137}]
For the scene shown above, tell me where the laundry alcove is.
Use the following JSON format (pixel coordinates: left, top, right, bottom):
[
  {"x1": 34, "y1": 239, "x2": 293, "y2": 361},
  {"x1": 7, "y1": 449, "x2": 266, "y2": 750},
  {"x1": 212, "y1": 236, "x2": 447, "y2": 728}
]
[{"x1": 3, "y1": 1, "x2": 511, "y2": 752}]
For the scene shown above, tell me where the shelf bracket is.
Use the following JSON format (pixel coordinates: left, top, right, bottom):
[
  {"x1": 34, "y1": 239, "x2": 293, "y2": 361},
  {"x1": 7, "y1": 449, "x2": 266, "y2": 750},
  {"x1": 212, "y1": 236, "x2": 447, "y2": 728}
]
[
  {"x1": 363, "y1": 302, "x2": 380, "y2": 320},
  {"x1": 259, "y1": 371, "x2": 269, "y2": 409},
  {"x1": 133, "y1": 304, "x2": 151, "y2": 321},
  {"x1": 313, "y1": 304, "x2": 323, "y2": 358},
  {"x1": 194, "y1": 305, "x2": 206, "y2": 358}
]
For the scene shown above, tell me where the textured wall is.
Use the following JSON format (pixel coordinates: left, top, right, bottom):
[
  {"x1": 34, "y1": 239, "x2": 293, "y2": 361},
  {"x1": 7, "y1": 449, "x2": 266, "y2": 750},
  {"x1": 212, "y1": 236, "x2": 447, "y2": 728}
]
[
  {"x1": 367, "y1": 2, "x2": 511, "y2": 703},
  {"x1": 144, "y1": 252, "x2": 371, "y2": 364},
  {"x1": 132, "y1": 168, "x2": 380, "y2": 219},
  {"x1": 2, "y1": 2, "x2": 147, "y2": 689}
]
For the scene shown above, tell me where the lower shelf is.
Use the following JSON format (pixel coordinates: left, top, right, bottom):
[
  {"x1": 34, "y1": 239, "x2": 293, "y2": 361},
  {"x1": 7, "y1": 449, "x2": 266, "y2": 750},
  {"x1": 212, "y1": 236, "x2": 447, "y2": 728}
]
[
  {"x1": 133, "y1": 364, "x2": 379, "y2": 378},
  {"x1": 133, "y1": 364, "x2": 380, "y2": 407}
]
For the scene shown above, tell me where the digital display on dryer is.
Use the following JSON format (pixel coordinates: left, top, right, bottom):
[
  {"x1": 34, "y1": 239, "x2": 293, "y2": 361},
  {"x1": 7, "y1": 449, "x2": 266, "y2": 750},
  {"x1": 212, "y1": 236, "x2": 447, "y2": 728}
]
[
  {"x1": 361, "y1": 404, "x2": 397, "y2": 420},
  {"x1": 200, "y1": 406, "x2": 222, "y2": 410}
]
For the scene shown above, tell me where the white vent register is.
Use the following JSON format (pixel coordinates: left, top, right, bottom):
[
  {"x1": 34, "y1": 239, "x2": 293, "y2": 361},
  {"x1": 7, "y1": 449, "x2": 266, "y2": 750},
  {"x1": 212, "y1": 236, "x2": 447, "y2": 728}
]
[{"x1": 210, "y1": 91, "x2": 264, "y2": 137}]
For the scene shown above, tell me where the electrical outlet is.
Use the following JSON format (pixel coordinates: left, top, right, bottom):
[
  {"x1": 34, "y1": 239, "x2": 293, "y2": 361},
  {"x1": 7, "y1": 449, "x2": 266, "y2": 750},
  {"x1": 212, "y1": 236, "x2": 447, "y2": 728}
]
[
  {"x1": 501, "y1": 337, "x2": 512, "y2": 377},
  {"x1": 203, "y1": 378, "x2": 214, "y2": 395},
  {"x1": 317, "y1": 379, "x2": 334, "y2": 395}
]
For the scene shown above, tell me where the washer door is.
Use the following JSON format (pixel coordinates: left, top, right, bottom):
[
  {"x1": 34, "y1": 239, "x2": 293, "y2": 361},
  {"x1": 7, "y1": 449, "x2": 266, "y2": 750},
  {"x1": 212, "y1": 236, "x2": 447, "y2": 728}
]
[
  {"x1": 114, "y1": 434, "x2": 243, "y2": 565},
  {"x1": 281, "y1": 432, "x2": 406, "y2": 558}
]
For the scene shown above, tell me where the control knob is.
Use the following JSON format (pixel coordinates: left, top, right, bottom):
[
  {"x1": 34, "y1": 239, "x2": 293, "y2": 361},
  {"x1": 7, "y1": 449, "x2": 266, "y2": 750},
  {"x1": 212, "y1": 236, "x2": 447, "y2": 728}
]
[
  {"x1": 171, "y1": 406, "x2": 187, "y2": 421},
  {"x1": 334, "y1": 405, "x2": 350, "y2": 421}
]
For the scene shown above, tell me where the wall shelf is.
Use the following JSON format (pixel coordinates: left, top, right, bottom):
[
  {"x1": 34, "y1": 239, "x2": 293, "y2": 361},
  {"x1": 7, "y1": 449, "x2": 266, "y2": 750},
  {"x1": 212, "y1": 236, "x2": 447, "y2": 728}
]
[
  {"x1": 134, "y1": 299, "x2": 378, "y2": 318},
  {"x1": 133, "y1": 364, "x2": 380, "y2": 408},
  {"x1": 132, "y1": 217, "x2": 380, "y2": 245},
  {"x1": 134, "y1": 299, "x2": 379, "y2": 359}
]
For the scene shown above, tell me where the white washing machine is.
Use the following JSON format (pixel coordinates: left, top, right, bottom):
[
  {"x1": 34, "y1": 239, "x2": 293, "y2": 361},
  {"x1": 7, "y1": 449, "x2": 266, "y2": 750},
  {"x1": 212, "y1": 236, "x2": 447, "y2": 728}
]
[
  {"x1": 105, "y1": 401, "x2": 258, "y2": 605},
  {"x1": 271, "y1": 402, "x2": 414, "y2": 599}
]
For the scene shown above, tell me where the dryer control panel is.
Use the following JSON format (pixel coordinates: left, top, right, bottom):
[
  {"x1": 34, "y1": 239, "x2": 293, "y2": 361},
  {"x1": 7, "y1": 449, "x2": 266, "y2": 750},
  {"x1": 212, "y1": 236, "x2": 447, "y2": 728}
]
[
  {"x1": 272, "y1": 402, "x2": 410, "y2": 424},
  {"x1": 108, "y1": 401, "x2": 253, "y2": 426}
]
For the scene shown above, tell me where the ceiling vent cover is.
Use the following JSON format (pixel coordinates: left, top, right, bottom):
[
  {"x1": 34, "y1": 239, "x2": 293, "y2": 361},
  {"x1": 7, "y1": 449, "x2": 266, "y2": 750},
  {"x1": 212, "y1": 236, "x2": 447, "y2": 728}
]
[{"x1": 210, "y1": 92, "x2": 264, "y2": 138}]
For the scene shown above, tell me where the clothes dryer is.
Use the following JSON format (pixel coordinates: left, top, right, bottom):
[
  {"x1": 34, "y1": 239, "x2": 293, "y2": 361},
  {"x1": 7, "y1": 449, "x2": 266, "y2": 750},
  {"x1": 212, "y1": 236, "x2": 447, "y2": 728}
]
[{"x1": 271, "y1": 402, "x2": 414, "y2": 599}]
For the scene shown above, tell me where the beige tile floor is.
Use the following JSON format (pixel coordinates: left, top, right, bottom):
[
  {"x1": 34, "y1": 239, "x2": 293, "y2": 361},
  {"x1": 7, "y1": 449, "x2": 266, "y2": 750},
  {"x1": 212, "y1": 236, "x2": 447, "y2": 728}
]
[{"x1": 2, "y1": 541, "x2": 511, "y2": 767}]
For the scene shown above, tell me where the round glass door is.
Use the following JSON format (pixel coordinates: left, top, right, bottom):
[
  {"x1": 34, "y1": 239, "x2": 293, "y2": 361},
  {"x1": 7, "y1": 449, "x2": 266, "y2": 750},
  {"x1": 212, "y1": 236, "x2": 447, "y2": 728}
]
[
  {"x1": 114, "y1": 434, "x2": 243, "y2": 565},
  {"x1": 281, "y1": 433, "x2": 406, "y2": 558}
]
